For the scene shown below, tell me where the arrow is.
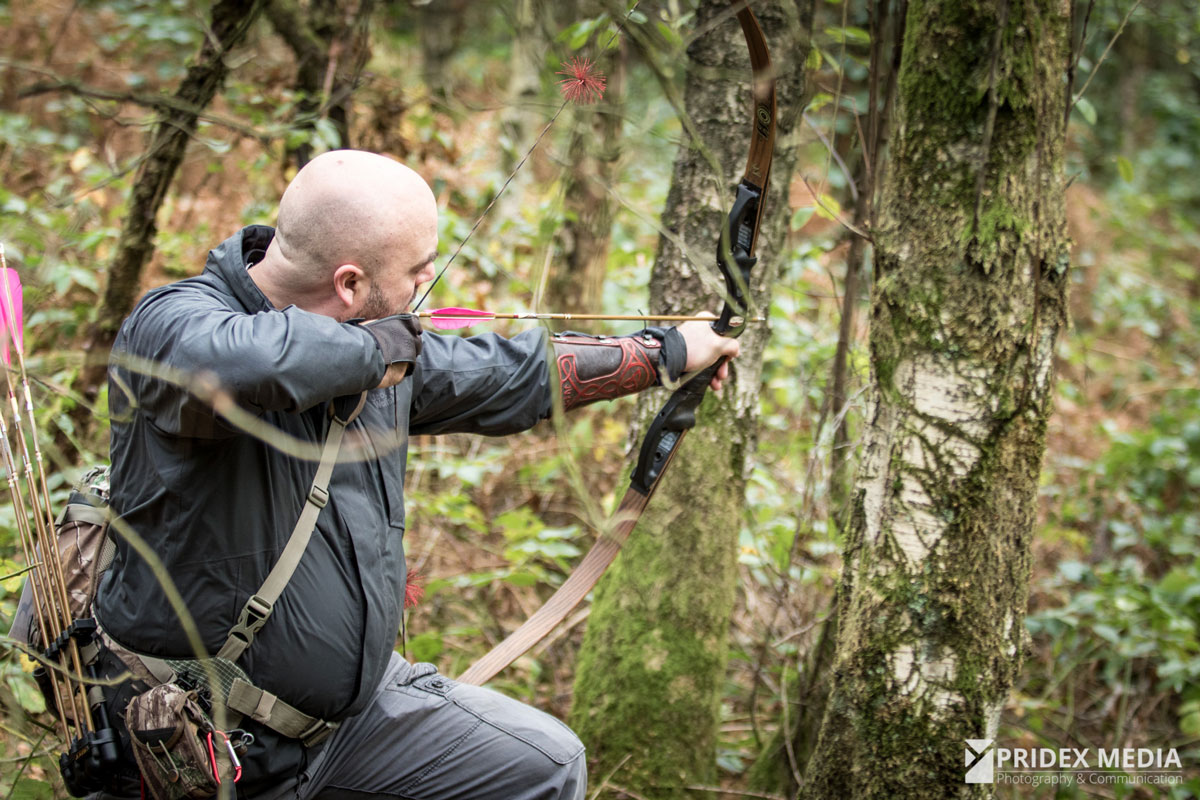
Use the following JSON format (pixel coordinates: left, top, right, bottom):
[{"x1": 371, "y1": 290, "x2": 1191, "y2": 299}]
[
  {"x1": 0, "y1": 246, "x2": 23, "y2": 365},
  {"x1": 419, "y1": 306, "x2": 765, "y2": 331}
]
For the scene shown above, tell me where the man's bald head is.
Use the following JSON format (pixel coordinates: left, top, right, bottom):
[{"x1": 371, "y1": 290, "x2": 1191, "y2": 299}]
[{"x1": 273, "y1": 150, "x2": 438, "y2": 287}]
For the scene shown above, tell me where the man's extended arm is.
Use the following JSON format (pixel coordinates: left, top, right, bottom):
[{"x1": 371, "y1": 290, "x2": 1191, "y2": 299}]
[
  {"x1": 552, "y1": 318, "x2": 741, "y2": 409},
  {"x1": 407, "y1": 319, "x2": 739, "y2": 435}
]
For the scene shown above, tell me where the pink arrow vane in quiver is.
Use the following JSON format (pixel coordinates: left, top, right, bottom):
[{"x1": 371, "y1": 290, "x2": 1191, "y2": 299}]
[{"x1": 0, "y1": 267, "x2": 24, "y2": 365}]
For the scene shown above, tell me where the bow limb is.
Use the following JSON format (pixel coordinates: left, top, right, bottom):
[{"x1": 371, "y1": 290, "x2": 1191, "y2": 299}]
[{"x1": 457, "y1": 1, "x2": 776, "y2": 687}]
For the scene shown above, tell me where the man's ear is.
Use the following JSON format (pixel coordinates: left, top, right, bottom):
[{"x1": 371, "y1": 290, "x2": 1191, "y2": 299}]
[{"x1": 332, "y1": 264, "x2": 367, "y2": 310}]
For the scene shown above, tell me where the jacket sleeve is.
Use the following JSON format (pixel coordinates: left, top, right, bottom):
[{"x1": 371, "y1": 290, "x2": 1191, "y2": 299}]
[
  {"x1": 112, "y1": 283, "x2": 387, "y2": 437},
  {"x1": 408, "y1": 328, "x2": 554, "y2": 435}
]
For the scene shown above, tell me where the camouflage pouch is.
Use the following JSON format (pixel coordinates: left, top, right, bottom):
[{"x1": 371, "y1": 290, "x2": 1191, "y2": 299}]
[{"x1": 125, "y1": 683, "x2": 235, "y2": 800}]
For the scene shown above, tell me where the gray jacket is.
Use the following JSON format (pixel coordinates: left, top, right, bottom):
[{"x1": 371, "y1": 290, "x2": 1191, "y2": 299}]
[{"x1": 95, "y1": 225, "x2": 553, "y2": 722}]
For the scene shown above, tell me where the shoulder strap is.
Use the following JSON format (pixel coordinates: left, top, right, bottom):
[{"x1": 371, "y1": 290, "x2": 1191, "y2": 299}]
[{"x1": 217, "y1": 393, "x2": 368, "y2": 663}]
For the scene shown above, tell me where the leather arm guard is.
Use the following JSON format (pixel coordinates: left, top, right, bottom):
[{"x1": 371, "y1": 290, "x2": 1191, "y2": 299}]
[{"x1": 552, "y1": 327, "x2": 687, "y2": 411}]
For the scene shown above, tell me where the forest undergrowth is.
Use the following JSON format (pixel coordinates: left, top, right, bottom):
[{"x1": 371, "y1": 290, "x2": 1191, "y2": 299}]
[{"x1": 0, "y1": 2, "x2": 1197, "y2": 798}]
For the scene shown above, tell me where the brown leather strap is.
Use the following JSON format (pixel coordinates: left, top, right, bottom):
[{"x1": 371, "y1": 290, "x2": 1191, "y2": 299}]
[{"x1": 456, "y1": 484, "x2": 661, "y2": 686}]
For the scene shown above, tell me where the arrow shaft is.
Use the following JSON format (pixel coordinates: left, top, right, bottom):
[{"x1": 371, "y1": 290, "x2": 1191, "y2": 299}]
[{"x1": 420, "y1": 311, "x2": 763, "y2": 323}]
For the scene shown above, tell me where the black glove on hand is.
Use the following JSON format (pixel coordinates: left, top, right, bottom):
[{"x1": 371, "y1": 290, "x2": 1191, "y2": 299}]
[{"x1": 358, "y1": 314, "x2": 424, "y2": 366}]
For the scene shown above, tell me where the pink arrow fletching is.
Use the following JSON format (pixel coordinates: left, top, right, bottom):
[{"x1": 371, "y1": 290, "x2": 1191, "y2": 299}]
[
  {"x1": 428, "y1": 306, "x2": 495, "y2": 331},
  {"x1": 0, "y1": 268, "x2": 23, "y2": 366}
]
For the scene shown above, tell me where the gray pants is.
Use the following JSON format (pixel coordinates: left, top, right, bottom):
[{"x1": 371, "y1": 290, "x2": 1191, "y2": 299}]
[
  {"x1": 272, "y1": 654, "x2": 587, "y2": 800},
  {"x1": 96, "y1": 654, "x2": 586, "y2": 800}
]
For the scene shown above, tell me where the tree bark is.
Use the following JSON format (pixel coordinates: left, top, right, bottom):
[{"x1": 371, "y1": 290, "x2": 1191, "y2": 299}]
[
  {"x1": 568, "y1": 2, "x2": 813, "y2": 795},
  {"x1": 412, "y1": 0, "x2": 468, "y2": 100},
  {"x1": 73, "y1": 0, "x2": 265, "y2": 422},
  {"x1": 269, "y1": 0, "x2": 375, "y2": 170},
  {"x1": 545, "y1": 42, "x2": 626, "y2": 315},
  {"x1": 800, "y1": 1, "x2": 1070, "y2": 797},
  {"x1": 492, "y1": 0, "x2": 547, "y2": 231}
]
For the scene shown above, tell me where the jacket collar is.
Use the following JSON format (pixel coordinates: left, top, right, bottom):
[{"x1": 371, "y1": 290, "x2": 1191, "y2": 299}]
[{"x1": 204, "y1": 225, "x2": 277, "y2": 312}]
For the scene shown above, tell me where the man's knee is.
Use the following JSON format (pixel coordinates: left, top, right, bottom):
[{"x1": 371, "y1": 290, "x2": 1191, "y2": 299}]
[
  {"x1": 510, "y1": 731, "x2": 586, "y2": 800},
  {"x1": 496, "y1": 710, "x2": 585, "y2": 796},
  {"x1": 555, "y1": 750, "x2": 587, "y2": 800}
]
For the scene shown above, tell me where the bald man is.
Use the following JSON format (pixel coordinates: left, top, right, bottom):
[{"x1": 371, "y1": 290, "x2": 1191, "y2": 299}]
[{"x1": 91, "y1": 151, "x2": 739, "y2": 800}]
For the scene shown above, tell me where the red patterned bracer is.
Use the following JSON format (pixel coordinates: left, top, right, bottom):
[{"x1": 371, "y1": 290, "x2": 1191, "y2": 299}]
[{"x1": 552, "y1": 332, "x2": 664, "y2": 411}]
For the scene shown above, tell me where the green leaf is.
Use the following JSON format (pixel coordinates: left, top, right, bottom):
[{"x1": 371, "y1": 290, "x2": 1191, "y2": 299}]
[
  {"x1": 1092, "y1": 623, "x2": 1122, "y2": 644},
  {"x1": 568, "y1": 27, "x2": 591, "y2": 50},
  {"x1": 10, "y1": 778, "x2": 54, "y2": 800},
  {"x1": 1182, "y1": 701, "x2": 1200, "y2": 738},
  {"x1": 7, "y1": 673, "x2": 46, "y2": 714},
  {"x1": 313, "y1": 117, "x2": 342, "y2": 151},
  {"x1": 406, "y1": 632, "x2": 443, "y2": 663},
  {"x1": 790, "y1": 207, "x2": 815, "y2": 231},
  {"x1": 198, "y1": 137, "x2": 231, "y2": 155},
  {"x1": 1074, "y1": 96, "x2": 1097, "y2": 126},
  {"x1": 814, "y1": 193, "x2": 842, "y2": 221},
  {"x1": 0, "y1": 557, "x2": 31, "y2": 593},
  {"x1": 807, "y1": 92, "x2": 833, "y2": 113},
  {"x1": 826, "y1": 26, "x2": 869, "y2": 45},
  {"x1": 1116, "y1": 155, "x2": 1134, "y2": 183},
  {"x1": 495, "y1": 507, "x2": 543, "y2": 541},
  {"x1": 503, "y1": 571, "x2": 538, "y2": 587},
  {"x1": 817, "y1": 47, "x2": 842, "y2": 76}
]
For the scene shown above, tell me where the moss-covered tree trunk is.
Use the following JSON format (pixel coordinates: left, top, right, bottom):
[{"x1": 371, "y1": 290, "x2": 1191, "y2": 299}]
[
  {"x1": 568, "y1": 1, "x2": 812, "y2": 795},
  {"x1": 74, "y1": 0, "x2": 264, "y2": 421},
  {"x1": 800, "y1": 1, "x2": 1070, "y2": 797},
  {"x1": 269, "y1": 0, "x2": 375, "y2": 170}
]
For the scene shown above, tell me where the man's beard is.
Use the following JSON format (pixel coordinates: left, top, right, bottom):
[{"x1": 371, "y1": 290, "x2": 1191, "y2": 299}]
[{"x1": 359, "y1": 280, "x2": 398, "y2": 320}]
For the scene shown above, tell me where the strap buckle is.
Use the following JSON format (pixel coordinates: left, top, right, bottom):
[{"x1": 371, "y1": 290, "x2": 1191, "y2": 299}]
[
  {"x1": 244, "y1": 594, "x2": 272, "y2": 627},
  {"x1": 307, "y1": 485, "x2": 329, "y2": 509},
  {"x1": 298, "y1": 719, "x2": 339, "y2": 748}
]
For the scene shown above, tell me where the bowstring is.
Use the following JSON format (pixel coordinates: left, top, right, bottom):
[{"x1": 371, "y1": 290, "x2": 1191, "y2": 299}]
[{"x1": 412, "y1": 1, "x2": 643, "y2": 313}]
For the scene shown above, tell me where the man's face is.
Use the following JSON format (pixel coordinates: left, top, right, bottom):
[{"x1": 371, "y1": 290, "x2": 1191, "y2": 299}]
[{"x1": 357, "y1": 251, "x2": 437, "y2": 319}]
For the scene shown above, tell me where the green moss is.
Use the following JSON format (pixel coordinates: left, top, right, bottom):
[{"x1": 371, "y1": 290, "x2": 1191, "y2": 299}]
[
  {"x1": 798, "y1": 2, "x2": 1070, "y2": 796},
  {"x1": 570, "y1": 395, "x2": 747, "y2": 798}
]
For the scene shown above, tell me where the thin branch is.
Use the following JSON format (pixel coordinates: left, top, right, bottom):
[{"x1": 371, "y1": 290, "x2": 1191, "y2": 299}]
[
  {"x1": 12, "y1": 70, "x2": 273, "y2": 143},
  {"x1": 1071, "y1": 0, "x2": 1143, "y2": 110},
  {"x1": 681, "y1": 787, "x2": 787, "y2": 799},
  {"x1": 801, "y1": 112, "x2": 857, "y2": 203},
  {"x1": 821, "y1": 0, "x2": 852, "y2": 201},
  {"x1": 41, "y1": 0, "x2": 80, "y2": 65},
  {"x1": 587, "y1": 754, "x2": 634, "y2": 800},
  {"x1": 797, "y1": 173, "x2": 872, "y2": 241}
]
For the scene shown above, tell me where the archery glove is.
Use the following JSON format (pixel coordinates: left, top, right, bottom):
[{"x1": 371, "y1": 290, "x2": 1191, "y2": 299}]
[{"x1": 358, "y1": 313, "x2": 424, "y2": 368}]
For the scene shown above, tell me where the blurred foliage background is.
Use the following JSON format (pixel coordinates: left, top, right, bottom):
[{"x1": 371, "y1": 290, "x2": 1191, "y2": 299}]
[{"x1": 0, "y1": 0, "x2": 1197, "y2": 797}]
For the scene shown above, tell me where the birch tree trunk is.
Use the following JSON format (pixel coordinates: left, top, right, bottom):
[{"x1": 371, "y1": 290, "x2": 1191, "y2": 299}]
[
  {"x1": 801, "y1": 1, "x2": 1070, "y2": 797},
  {"x1": 568, "y1": 1, "x2": 812, "y2": 795}
]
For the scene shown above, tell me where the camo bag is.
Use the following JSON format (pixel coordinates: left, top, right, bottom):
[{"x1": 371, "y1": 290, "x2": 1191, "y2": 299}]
[{"x1": 125, "y1": 683, "x2": 234, "y2": 800}]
